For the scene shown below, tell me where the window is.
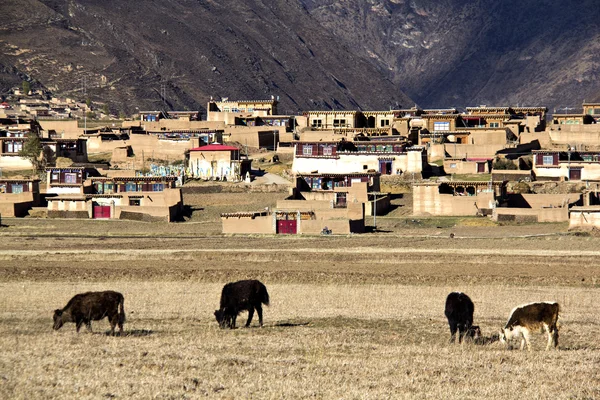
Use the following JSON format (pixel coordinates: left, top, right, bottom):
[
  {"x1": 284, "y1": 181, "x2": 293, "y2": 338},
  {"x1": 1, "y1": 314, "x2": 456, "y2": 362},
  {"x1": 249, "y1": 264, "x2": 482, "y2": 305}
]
[
  {"x1": 323, "y1": 146, "x2": 332, "y2": 156},
  {"x1": 104, "y1": 183, "x2": 114, "y2": 194},
  {"x1": 489, "y1": 122, "x2": 500, "y2": 128},
  {"x1": 6, "y1": 141, "x2": 22, "y2": 153},
  {"x1": 450, "y1": 163, "x2": 457, "y2": 169},
  {"x1": 302, "y1": 145, "x2": 313, "y2": 156},
  {"x1": 125, "y1": 182, "x2": 138, "y2": 192},
  {"x1": 433, "y1": 121, "x2": 450, "y2": 131},
  {"x1": 64, "y1": 173, "x2": 77, "y2": 184},
  {"x1": 333, "y1": 119, "x2": 346, "y2": 128},
  {"x1": 51, "y1": 173, "x2": 59, "y2": 183},
  {"x1": 223, "y1": 107, "x2": 230, "y2": 112},
  {"x1": 380, "y1": 119, "x2": 390, "y2": 127},
  {"x1": 311, "y1": 119, "x2": 323, "y2": 128},
  {"x1": 152, "y1": 183, "x2": 164, "y2": 191},
  {"x1": 543, "y1": 155, "x2": 554, "y2": 165},
  {"x1": 129, "y1": 199, "x2": 141, "y2": 206},
  {"x1": 11, "y1": 184, "x2": 23, "y2": 194},
  {"x1": 310, "y1": 178, "x2": 320, "y2": 190}
]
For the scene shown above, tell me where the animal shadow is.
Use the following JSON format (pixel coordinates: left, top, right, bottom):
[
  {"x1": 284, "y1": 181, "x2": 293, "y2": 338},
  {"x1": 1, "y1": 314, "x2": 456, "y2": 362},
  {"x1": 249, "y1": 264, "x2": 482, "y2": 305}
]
[
  {"x1": 473, "y1": 334, "x2": 500, "y2": 346},
  {"x1": 100, "y1": 329, "x2": 154, "y2": 337},
  {"x1": 273, "y1": 321, "x2": 311, "y2": 328}
]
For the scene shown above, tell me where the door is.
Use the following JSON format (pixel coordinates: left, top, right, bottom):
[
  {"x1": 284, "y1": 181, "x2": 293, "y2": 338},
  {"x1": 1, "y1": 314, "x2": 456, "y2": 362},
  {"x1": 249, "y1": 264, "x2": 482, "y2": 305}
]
[
  {"x1": 477, "y1": 162, "x2": 486, "y2": 173},
  {"x1": 93, "y1": 204, "x2": 111, "y2": 219},
  {"x1": 277, "y1": 220, "x2": 297, "y2": 234},
  {"x1": 569, "y1": 168, "x2": 581, "y2": 181},
  {"x1": 379, "y1": 161, "x2": 392, "y2": 175}
]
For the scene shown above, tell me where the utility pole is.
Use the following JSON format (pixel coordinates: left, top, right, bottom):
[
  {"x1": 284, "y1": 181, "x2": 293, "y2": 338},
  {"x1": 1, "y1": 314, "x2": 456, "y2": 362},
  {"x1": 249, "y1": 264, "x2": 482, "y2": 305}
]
[
  {"x1": 373, "y1": 193, "x2": 377, "y2": 231},
  {"x1": 83, "y1": 76, "x2": 87, "y2": 134}
]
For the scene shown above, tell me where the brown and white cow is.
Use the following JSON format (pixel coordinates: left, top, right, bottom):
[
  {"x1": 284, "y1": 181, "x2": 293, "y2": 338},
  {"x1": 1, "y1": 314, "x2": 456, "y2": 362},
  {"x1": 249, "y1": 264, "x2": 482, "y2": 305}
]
[{"x1": 499, "y1": 302, "x2": 560, "y2": 351}]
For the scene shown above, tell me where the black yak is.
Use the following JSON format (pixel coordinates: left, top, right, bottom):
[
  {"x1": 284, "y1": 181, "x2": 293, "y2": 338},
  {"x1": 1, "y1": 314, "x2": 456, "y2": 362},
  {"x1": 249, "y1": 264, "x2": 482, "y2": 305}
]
[
  {"x1": 53, "y1": 291, "x2": 125, "y2": 336},
  {"x1": 214, "y1": 280, "x2": 269, "y2": 329},
  {"x1": 499, "y1": 302, "x2": 560, "y2": 350},
  {"x1": 444, "y1": 292, "x2": 480, "y2": 344}
]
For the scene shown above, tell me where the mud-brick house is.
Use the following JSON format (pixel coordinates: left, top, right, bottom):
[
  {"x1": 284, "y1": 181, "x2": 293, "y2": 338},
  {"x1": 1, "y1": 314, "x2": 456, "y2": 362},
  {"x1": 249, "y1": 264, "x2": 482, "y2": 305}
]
[
  {"x1": 46, "y1": 176, "x2": 182, "y2": 221},
  {"x1": 443, "y1": 158, "x2": 492, "y2": 175},
  {"x1": 45, "y1": 166, "x2": 102, "y2": 194},
  {"x1": 0, "y1": 178, "x2": 40, "y2": 217},
  {"x1": 292, "y1": 140, "x2": 426, "y2": 176},
  {"x1": 532, "y1": 150, "x2": 600, "y2": 181},
  {"x1": 304, "y1": 111, "x2": 360, "y2": 130},
  {"x1": 207, "y1": 99, "x2": 278, "y2": 124},
  {"x1": 552, "y1": 102, "x2": 599, "y2": 126},
  {"x1": 569, "y1": 183, "x2": 600, "y2": 229},
  {"x1": 221, "y1": 172, "x2": 385, "y2": 234},
  {"x1": 46, "y1": 138, "x2": 88, "y2": 162},
  {"x1": 139, "y1": 111, "x2": 166, "y2": 122},
  {"x1": 187, "y1": 144, "x2": 251, "y2": 181},
  {"x1": 413, "y1": 181, "x2": 506, "y2": 217}
]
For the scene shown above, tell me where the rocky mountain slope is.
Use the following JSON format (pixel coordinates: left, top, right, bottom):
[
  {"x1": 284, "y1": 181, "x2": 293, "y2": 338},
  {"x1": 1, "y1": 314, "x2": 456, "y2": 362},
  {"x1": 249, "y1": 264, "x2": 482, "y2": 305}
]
[
  {"x1": 0, "y1": 0, "x2": 412, "y2": 114},
  {"x1": 302, "y1": 0, "x2": 600, "y2": 111},
  {"x1": 1, "y1": 0, "x2": 599, "y2": 114}
]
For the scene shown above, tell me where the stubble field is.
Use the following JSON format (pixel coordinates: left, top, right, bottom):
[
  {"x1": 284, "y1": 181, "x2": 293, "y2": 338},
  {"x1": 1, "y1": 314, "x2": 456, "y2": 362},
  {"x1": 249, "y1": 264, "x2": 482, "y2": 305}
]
[{"x1": 0, "y1": 205, "x2": 599, "y2": 399}]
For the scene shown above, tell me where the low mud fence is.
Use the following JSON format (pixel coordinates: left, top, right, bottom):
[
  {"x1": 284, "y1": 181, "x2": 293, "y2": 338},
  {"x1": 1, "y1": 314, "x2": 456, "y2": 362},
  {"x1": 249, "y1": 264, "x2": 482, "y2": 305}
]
[{"x1": 182, "y1": 184, "x2": 289, "y2": 194}]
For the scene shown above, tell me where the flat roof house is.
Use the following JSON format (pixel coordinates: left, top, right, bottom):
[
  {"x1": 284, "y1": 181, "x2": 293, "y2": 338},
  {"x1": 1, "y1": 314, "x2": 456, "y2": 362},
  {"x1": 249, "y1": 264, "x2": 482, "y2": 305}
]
[
  {"x1": 188, "y1": 143, "x2": 251, "y2": 181},
  {"x1": 0, "y1": 178, "x2": 40, "y2": 217},
  {"x1": 47, "y1": 175, "x2": 182, "y2": 221},
  {"x1": 292, "y1": 140, "x2": 426, "y2": 177}
]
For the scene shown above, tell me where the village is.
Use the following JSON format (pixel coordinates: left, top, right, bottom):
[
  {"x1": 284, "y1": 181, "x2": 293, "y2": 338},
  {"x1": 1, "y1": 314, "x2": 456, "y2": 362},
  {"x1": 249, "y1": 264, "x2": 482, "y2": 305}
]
[{"x1": 1, "y1": 86, "x2": 600, "y2": 233}]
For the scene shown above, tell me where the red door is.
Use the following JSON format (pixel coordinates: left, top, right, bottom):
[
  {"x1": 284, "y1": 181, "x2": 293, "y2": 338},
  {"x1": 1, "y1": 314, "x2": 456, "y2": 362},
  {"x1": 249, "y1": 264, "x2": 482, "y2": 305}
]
[
  {"x1": 569, "y1": 168, "x2": 581, "y2": 181},
  {"x1": 93, "y1": 204, "x2": 111, "y2": 219},
  {"x1": 477, "y1": 162, "x2": 486, "y2": 173},
  {"x1": 277, "y1": 220, "x2": 297, "y2": 234}
]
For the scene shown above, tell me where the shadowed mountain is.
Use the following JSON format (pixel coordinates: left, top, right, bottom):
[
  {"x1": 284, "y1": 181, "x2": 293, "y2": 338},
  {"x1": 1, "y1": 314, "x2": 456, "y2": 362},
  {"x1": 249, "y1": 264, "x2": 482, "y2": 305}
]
[{"x1": 302, "y1": 0, "x2": 600, "y2": 111}]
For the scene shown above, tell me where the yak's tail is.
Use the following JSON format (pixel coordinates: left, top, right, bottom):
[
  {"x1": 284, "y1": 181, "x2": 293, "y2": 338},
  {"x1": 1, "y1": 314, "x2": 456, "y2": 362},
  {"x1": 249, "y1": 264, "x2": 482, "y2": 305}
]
[
  {"x1": 261, "y1": 284, "x2": 270, "y2": 307},
  {"x1": 119, "y1": 295, "x2": 126, "y2": 325}
]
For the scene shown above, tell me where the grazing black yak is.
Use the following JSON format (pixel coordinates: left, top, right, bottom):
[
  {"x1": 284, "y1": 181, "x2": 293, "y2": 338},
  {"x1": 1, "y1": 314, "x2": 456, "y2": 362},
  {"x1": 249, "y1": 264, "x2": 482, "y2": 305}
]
[
  {"x1": 444, "y1": 292, "x2": 480, "y2": 344},
  {"x1": 53, "y1": 291, "x2": 125, "y2": 335},
  {"x1": 214, "y1": 280, "x2": 269, "y2": 329}
]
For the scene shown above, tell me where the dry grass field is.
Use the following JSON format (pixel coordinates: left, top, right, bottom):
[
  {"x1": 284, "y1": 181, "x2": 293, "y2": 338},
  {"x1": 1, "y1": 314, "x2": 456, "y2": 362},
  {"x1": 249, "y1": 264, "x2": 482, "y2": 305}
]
[{"x1": 1, "y1": 197, "x2": 599, "y2": 399}]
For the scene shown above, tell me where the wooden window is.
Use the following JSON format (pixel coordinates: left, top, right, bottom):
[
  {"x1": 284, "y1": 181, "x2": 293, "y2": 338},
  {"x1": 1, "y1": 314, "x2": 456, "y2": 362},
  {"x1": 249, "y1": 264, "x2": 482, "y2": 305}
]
[
  {"x1": 104, "y1": 183, "x2": 114, "y2": 194},
  {"x1": 302, "y1": 145, "x2": 313, "y2": 156},
  {"x1": 380, "y1": 119, "x2": 390, "y2": 127},
  {"x1": 64, "y1": 173, "x2": 77, "y2": 184},
  {"x1": 323, "y1": 146, "x2": 332, "y2": 156},
  {"x1": 433, "y1": 121, "x2": 450, "y2": 131},
  {"x1": 152, "y1": 183, "x2": 164, "y2": 191},
  {"x1": 542, "y1": 155, "x2": 554, "y2": 165},
  {"x1": 11, "y1": 184, "x2": 23, "y2": 194},
  {"x1": 489, "y1": 122, "x2": 500, "y2": 128},
  {"x1": 311, "y1": 119, "x2": 322, "y2": 128},
  {"x1": 129, "y1": 199, "x2": 141, "y2": 206},
  {"x1": 125, "y1": 182, "x2": 137, "y2": 192},
  {"x1": 333, "y1": 119, "x2": 346, "y2": 128}
]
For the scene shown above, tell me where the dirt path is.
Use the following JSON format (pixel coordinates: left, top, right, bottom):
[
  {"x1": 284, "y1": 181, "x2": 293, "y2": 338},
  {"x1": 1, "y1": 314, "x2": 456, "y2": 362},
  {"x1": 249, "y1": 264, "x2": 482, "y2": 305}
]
[{"x1": 2, "y1": 247, "x2": 600, "y2": 257}]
